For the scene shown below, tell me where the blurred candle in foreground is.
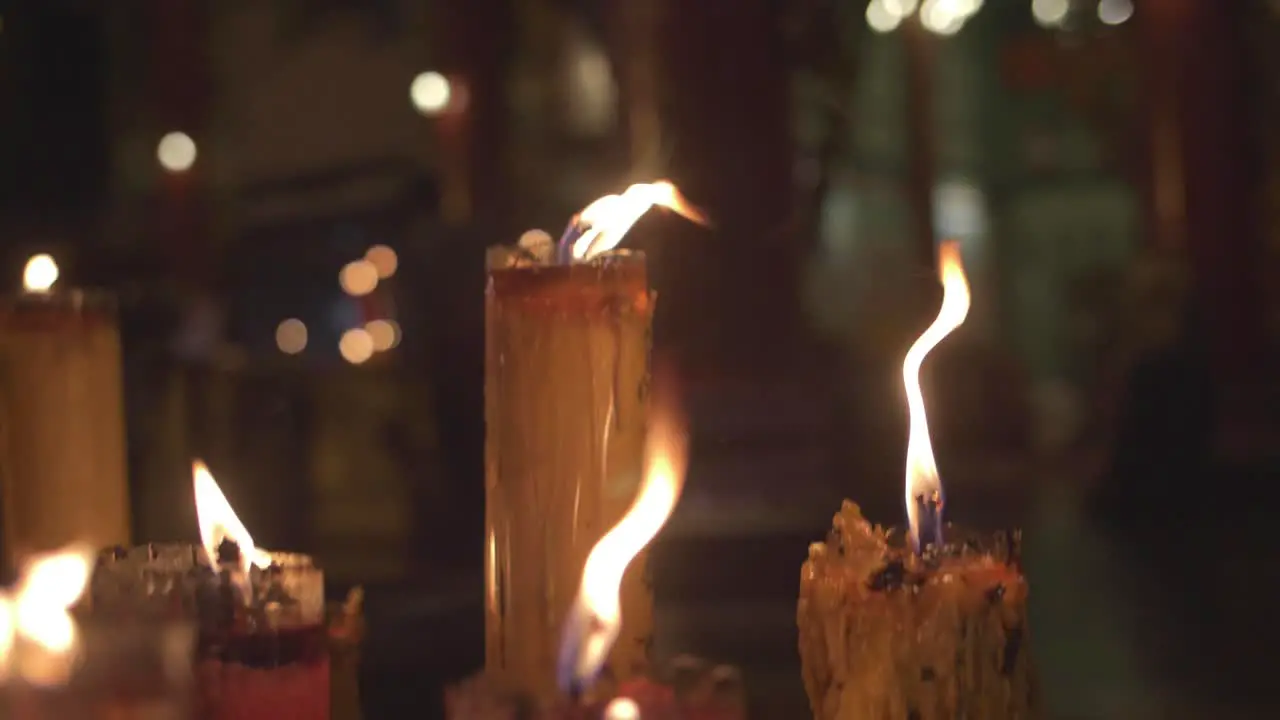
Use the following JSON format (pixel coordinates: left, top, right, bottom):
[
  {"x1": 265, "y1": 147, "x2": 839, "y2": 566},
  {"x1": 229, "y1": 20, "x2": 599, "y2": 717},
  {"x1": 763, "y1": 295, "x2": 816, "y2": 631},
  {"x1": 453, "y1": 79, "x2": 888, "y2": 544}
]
[
  {"x1": 0, "y1": 286, "x2": 130, "y2": 573},
  {"x1": 0, "y1": 544, "x2": 198, "y2": 719}
]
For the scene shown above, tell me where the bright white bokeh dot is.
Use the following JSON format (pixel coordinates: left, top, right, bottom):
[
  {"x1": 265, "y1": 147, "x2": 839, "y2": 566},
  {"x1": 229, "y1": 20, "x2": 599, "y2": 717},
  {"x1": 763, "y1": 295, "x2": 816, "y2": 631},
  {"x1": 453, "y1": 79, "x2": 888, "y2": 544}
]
[
  {"x1": 1032, "y1": 0, "x2": 1070, "y2": 27},
  {"x1": 866, "y1": 1, "x2": 902, "y2": 33},
  {"x1": 157, "y1": 131, "x2": 197, "y2": 172},
  {"x1": 603, "y1": 697, "x2": 640, "y2": 720},
  {"x1": 410, "y1": 71, "x2": 451, "y2": 116},
  {"x1": 22, "y1": 254, "x2": 58, "y2": 292},
  {"x1": 1098, "y1": 0, "x2": 1133, "y2": 26}
]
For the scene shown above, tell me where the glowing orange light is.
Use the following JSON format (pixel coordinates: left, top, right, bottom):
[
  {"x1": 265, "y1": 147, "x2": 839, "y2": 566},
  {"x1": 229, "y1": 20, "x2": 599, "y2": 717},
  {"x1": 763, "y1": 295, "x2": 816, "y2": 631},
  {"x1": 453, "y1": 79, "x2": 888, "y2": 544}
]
[
  {"x1": 0, "y1": 543, "x2": 95, "y2": 686},
  {"x1": 558, "y1": 397, "x2": 688, "y2": 691},
  {"x1": 570, "y1": 181, "x2": 706, "y2": 262},
  {"x1": 903, "y1": 240, "x2": 970, "y2": 551},
  {"x1": 192, "y1": 461, "x2": 270, "y2": 573}
]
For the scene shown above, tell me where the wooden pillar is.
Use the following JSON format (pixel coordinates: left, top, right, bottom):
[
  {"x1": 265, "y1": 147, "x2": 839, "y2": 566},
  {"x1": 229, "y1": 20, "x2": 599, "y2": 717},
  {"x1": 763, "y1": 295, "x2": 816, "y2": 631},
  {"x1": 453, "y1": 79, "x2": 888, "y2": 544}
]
[
  {"x1": 904, "y1": 18, "x2": 939, "y2": 269},
  {"x1": 147, "y1": 0, "x2": 212, "y2": 285},
  {"x1": 648, "y1": 0, "x2": 795, "y2": 368},
  {"x1": 1138, "y1": 0, "x2": 1264, "y2": 386},
  {"x1": 434, "y1": 0, "x2": 515, "y2": 236}
]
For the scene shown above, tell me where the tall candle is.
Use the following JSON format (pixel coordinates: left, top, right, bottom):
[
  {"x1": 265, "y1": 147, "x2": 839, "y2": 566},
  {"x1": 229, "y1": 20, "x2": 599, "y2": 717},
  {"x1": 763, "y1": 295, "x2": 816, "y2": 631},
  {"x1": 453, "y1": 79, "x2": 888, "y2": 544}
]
[
  {"x1": 484, "y1": 182, "x2": 704, "y2": 703},
  {"x1": 0, "y1": 281, "x2": 131, "y2": 571},
  {"x1": 485, "y1": 252, "x2": 653, "y2": 702},
  {"x1": 797, "y1": 242, "x2": 1038, "y2": 719}
]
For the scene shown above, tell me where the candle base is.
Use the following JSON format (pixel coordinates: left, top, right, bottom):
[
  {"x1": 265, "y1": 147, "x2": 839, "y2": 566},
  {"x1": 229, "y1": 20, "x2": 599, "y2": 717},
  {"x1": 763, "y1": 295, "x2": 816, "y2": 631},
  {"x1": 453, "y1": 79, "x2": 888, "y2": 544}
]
[{"x1": 797, "y1": 501, "x2": 1039, "y2": 720}]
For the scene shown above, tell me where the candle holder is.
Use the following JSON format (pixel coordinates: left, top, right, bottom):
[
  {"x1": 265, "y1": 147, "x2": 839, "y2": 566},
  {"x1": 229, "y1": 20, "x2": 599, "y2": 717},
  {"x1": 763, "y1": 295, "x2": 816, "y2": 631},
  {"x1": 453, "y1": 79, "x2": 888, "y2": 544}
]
[
  {"x1": 797, "y1": 502, "x2": 1037, "y2": 720},
  {"x1": 4, "y1": 616, "x2": 196, "y2": 720},
  {"x1": 90, "y1": 543, "x2": 332, "y2": 719},
  {"x1": 485, "y1": 251, "x2": 655, "y2": 702},
  {"x1": 0, "y1": 290, "x2": 131, "y2": 570}
]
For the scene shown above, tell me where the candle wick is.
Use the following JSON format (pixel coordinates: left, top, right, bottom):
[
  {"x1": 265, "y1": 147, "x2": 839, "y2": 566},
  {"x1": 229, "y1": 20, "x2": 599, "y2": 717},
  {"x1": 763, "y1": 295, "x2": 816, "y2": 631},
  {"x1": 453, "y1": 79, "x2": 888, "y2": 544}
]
[
  {"x1": 557, "y1": 217, "x2": 585, "y2": 264},
  {"x1": 914, "y1": 493, "x2": 945, "y2": 554}
]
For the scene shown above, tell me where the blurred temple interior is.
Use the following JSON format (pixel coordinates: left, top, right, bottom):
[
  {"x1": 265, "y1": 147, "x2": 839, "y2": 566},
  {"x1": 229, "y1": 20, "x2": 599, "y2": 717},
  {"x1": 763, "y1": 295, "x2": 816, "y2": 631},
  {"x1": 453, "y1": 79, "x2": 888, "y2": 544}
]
[{"x1": 0, "y1": 0, "x2": 1278, "y2": 717}]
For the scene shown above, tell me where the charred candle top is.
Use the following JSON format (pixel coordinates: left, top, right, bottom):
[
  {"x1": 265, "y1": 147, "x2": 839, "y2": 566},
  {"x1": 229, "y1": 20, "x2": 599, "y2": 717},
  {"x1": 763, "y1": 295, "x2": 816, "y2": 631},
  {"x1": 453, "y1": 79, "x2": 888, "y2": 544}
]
[
  {"x1": 487, "y1": 181, "x2": 706, "y2": 269},
  {"x1": 903, "y1": 240, "x2": 970, "y2": 554}
]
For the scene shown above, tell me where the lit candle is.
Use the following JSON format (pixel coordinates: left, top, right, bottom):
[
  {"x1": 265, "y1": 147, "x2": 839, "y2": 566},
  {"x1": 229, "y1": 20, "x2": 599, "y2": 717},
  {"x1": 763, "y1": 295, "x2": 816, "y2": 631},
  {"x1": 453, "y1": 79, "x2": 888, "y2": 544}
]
[
  {"x1": 87, "y1": 462, "x2": 346, "y2": 720},
  {"x1": 484, "y1": 181, "x2": 704, "y2": 704},
  {"x1": 0, "y1": 258, "x2": 131, "y2": 572},
  {"x1": 797, "y1": 241, "x2": 1038, "y2": 719},
  {"x1": 0, "y1": 544, "x2": 197, "y2": 717}
]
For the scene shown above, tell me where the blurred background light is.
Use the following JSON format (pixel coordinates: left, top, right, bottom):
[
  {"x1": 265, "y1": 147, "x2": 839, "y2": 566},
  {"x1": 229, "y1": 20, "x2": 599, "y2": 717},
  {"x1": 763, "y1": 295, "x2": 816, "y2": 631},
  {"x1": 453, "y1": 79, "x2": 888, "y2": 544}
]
[
  {"x1": 338, "y1": 328, "x2": 374, "y2": 364},
  {"x1": 156, "y1": 131, "x2": 197, "y2": 172},
  {"x1": 410, "y1": 71, "x2": 451, "y2": 116},
  {"x1": 275, "y1": 318, "x2": 308, "y2": 355}
]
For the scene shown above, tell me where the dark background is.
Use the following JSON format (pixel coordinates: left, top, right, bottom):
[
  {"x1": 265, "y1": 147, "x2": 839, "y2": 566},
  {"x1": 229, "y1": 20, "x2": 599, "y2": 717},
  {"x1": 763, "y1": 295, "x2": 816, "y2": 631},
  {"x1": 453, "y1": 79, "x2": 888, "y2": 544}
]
[{"x1": 1, "y1": 0, "x2": 1278, "y2": 717}]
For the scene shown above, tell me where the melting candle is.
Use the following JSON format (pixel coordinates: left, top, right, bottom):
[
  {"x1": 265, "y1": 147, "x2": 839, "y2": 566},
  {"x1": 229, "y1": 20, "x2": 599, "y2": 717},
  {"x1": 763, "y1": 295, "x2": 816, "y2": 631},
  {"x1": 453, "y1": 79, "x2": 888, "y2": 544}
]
[{"x1": 902, "y1": 240, "x2": 970, "y2": 554}]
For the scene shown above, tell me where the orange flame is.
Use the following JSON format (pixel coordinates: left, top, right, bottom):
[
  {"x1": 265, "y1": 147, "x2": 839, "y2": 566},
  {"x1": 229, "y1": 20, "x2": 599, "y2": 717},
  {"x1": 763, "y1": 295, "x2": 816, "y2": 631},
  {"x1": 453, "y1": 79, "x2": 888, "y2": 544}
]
[
  {"x1": 571, "y1": 180, "x2": 706, "y2": 262},
  {"x1": 558, "y1": 398, "x2": 688, "y2": 692},
  {"x1": 903, "y1": 240, "x2": 970, "y2": 551},
  {"x1": 0, "y1": 543, "x2": 95, "y2": 685},
  {"x1": 192, "y1": 461, "x2": 271, "y2": 573}
]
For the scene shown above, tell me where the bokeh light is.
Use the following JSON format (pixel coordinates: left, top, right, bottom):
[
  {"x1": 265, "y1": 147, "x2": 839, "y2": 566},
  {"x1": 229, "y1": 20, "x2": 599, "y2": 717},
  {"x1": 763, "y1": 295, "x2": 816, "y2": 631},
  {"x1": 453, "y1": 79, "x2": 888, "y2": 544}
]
[
  {"x1": 339, "y1": 328, "x2": 375, "y2": 365},
  {"x1": 410, "y1": 71, "x2": 451, "y2": 116},
  {"x1": 275, "y1": 319, "x2": 308, "y2": 355},
  {"x1": 365, "y1": 319, "x2": 401, "y2": 352},
  {"x1": 1097, "y1": 0, "x2": 1133, "y2": 26},
  {"x1": 157, "y1": 131, "x2": 197, "y2": 172},
  {"x1": 603, "y1": 698, "x2": 640, "y2": 720},
  {"x1": 22, "y1": 254, "x2": 58, "y2": 293},
  {"x1": 1032, "y1": 0, "x2": 1069, "y2": 27},
  {"x1": 339, "y1": 260, "x2": 379, "y2": 297},
  {"x1": 364, "y1": 245, "x2": 398, "y2": 279}
]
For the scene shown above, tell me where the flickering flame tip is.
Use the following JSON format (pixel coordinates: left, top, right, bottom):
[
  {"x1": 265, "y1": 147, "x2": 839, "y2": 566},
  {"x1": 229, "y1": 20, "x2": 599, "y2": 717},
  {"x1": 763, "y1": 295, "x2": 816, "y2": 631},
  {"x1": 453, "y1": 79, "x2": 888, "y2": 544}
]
[{"x1": 903, "y1": 240, "x2": 970, "y2": 553}]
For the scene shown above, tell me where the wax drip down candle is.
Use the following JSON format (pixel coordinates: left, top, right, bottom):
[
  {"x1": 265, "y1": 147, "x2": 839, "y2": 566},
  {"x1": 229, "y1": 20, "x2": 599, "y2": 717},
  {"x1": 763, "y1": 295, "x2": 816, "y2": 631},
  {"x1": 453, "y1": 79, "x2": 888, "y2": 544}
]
[
  {"x1": 484, "y1": 181, "x2": 705, "y2": 704},
  {"x1": 796, "y1": 242, "x2": 1039, "y2": 720},
  {"x1": 86, "y1": 462, "x2": 360, "y2": 720}
]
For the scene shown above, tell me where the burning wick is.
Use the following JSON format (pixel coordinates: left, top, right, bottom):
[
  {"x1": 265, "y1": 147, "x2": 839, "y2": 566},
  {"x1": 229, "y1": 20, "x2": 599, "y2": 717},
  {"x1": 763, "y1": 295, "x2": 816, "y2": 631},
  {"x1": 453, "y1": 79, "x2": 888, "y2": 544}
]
[
  {"x1": 903, "y1": 240, "x2": 970, "y2": 555},
  {"x1": 555, "y1": 180, "x2": 707, "y2": 264},
  {"x1": 192, "y1": 460, "x2": 271, "y2": 582},
  {"x1": 557, "y1": 399, "x2": 688, "y2": 696}
]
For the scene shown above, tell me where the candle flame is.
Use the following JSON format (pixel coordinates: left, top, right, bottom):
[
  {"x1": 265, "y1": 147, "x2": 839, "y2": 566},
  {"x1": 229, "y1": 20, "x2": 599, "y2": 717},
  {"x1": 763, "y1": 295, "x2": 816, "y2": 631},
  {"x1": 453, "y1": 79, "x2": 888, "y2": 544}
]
[
  {"x1": 903, "y1": 240, "x2": 970, "y2": 552},
  {"x1": 568, "y1": 180, "x2": 706, "y2": 262},
  {"x1": 192, "y1": 460, "x2": 271, "y2": 573},
  {"x1": 558, "y1": 399, "x2": 688, "y2": 693},
  {"x1": 0, "y1": 543, "x2": 95, "y2": 684}
]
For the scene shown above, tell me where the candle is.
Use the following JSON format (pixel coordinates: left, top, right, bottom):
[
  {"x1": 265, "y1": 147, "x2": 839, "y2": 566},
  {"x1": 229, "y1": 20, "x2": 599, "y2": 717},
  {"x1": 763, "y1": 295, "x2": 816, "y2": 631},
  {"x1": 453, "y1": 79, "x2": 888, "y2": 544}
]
[
  {"x1": 0, "y1": 266, "x2": 131, "y2": 571},
  {"x1": 88, "y1": 462, "x2": 348, "y2": 720},
  {"x1": 453, "y1": 384, "x2": 741, "y2": 720},
  {"x1": 0, "y1": 544, "x2": 197, "y2": 719},
  {"x1": 796, "y1": 241, "x2": 1038, "y2": 719},
  {"x1": 484, "y1": 181, "x2": 704, "y2": 703}
]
